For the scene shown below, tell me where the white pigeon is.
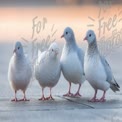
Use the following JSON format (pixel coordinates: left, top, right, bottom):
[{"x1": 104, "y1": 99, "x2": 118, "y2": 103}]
[
  {"x1": 84, "y1": 30, "x2": 120, "y2": 102},
  {"x1": 60, "y1": 27, "x2": 85, "y2": 97},
  {"x1": 8, "y1": 41, "x2": 32, "y2": 102},
  {"x1": 34, "y1": 42, "x2": 61, "y2": 100}
]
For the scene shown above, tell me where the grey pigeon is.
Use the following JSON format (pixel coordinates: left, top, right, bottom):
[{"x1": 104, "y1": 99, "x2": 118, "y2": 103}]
[{"x1": 84, "y1": 30, "x2": 120, "y2": 102}]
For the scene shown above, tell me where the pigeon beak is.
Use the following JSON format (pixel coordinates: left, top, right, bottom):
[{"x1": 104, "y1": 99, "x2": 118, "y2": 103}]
[
  {"x1": 13, "y1": 49, "x2": 16, "y2": 53},
  {"x1": 83, "y1": 37, "x2": 87, "y2": 41},
  {"x1": 61, "y1": 34, "x2": 64, "y2": 38}
]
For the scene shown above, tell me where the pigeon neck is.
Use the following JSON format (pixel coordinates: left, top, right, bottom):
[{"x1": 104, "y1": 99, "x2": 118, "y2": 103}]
[
  {"x1": 15, "y1": 53, "x2": 24, "y2": 60},
  {"x1": 66, "y1": 38, "x2": 77, "y2": 50},
  {"x1": 87, "y1": 40, "x2": 99, "y2": 56}
]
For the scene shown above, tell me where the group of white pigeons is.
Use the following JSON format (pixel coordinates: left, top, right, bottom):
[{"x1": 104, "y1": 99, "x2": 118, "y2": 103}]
[{"x1": 8, "y1": 27, "x2": 120, "y2": 102}]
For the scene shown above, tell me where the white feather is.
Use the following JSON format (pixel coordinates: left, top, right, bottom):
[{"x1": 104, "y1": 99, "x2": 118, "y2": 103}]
[
  {"x1": 61, "y1": 49, "x2": 84, "y2": 84},
  {"x1": 34, "y1": 42, "x2": 61, "y2": 88},
  {"x1": 84, "y1": 53, "x2": 110, "y2": 91}
]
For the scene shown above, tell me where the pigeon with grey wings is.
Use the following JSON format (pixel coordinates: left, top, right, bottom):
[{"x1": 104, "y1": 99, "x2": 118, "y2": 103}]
[{"x1": 84, "y1": 30, "x2": 120, "y2": 102}]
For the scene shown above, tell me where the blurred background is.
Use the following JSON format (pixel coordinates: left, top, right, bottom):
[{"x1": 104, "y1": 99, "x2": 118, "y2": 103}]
[{"x1": 0, "y1": 0, "x2": 121, "y2": 42}]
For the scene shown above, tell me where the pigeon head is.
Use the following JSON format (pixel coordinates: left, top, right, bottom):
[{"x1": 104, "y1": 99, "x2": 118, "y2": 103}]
[
  {"x1": 48, "y1": 42, "x2": 59, "y2": 58},
  {"x1": 61, "y1": 27, "x2": 75, "y2": 42},
  {"x1": 84, "y1": 30, "x2": 96, "y2": 44},
  {"x1": 13, "y1": 41, "x2": 24, "y2": 56}
]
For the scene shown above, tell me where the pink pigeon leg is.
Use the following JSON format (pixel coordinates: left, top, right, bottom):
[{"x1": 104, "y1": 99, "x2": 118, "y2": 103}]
[
  {"x1": 63, "y1": 82, "x2": 73, "y2": 97},
  {"x1": 11, "y1": 90, "x2": 18, "y2": 102},
  {"x1": 73, "y1": 83, "x2": 82, "y2": 97},
  {"x1": 39, "y1": 87, "x2": 46, "y2": 101},
  {"x1": 98, "y1": 91, "x2": 106, "y2": 102},
  {"x1": 89, "y1": 89, "x2": 99, "y2": 102},
  {"x1": 46, "y1": 87, "x2": 54, "y2": 100},
  {"x1": 19, "y1": 91, "x2": 29, "y2": 101}
]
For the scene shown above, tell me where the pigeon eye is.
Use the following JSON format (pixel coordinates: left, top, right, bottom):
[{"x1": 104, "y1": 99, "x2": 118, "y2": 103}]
[
  {"x1": 66, "y1": 32, "x2": 68, "y2": 35},
  {"x1": 18, "y1": 47, "x2": 20, "y2": 50},
  {"x1": 89, "y1": 34, "x2": 91, "y2": 37}
]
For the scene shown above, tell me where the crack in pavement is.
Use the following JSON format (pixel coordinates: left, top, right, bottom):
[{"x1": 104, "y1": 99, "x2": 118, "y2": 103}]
[{"x1": 56, "y1": 95, "x2": 94, "y2": 109}]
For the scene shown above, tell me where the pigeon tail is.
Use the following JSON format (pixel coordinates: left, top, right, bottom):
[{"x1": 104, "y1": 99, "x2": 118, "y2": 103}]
[{"x1": 110, "y1": 81, "x2": 120, "y2": 92}]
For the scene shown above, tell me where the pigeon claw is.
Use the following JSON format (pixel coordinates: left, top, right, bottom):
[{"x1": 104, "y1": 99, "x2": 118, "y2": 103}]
[
  {"x1": 45, "y1": 96, "x2": 54, "y2": 100},
  {"x1": 63, "y1": 92, "x2": 74, "y2": 97},
  {"x1": 11, "y1": 98, "x2": 18, "y2": 102},
  {"x1": 38, "y1": 97, "x2": 47, "y2": 101},
  {"x1": 88, "y1": 98, "x2": 99, "y2": 102},
  {"x1": 19, "y1": 98, "x2": 30, "y2": 101},
  {"x1": 98, "y1": 98, "x2": 106, "y2": 102},
  {"x1": 73, "y1": 92, "x2": 82, "y2": 98}
]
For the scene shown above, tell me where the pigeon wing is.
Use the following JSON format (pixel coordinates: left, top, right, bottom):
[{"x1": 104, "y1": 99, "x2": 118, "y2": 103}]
[
  {"x1": 100, "y1": 56, "x2": 120, "y2": 92},
  {"x1": 77, "y1": 47, "x2": 85, "y2": 74}
]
